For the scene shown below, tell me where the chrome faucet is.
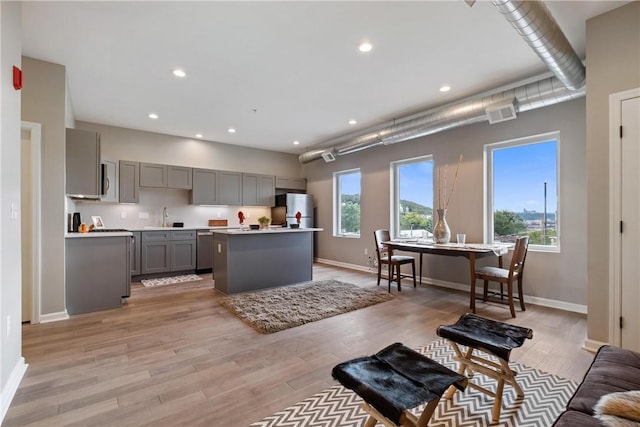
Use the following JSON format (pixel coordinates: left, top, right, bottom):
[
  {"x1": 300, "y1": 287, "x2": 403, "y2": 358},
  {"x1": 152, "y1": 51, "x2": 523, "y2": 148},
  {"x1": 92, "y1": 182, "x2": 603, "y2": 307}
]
[{"x1": 162, "y1": 207, "x2": 168, "y2": 227}]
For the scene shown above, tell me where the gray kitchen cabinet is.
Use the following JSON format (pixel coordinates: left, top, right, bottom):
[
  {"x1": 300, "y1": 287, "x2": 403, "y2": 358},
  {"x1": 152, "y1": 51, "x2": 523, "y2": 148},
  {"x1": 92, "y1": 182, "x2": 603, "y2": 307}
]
[
  {"x1": 218, "y1": 171, "x2": 243, "y2": 205},
  {"x1": 66, "y1": 235, "x2": 131, "y2": 315},
  {"x1": 119, "y1": 160, "x2": 140, "y2": 203},
  {"x1": 167, "y1": 166, "x2": 192, "y2": 189},
  {"x1": 242, "y1": 173, "x2": 275, "y2": 206},
  {"x1": 139, "y1": 163, "x2": 168, "y2": 188},
  {"x1": 275, "y1": 176, "x2": 306, "y2": 191},
  {"x1": 130, "y1": 231, "x2": 141, "y2": 276},
  {"x1": 141, "y1": 231, "x2": 171, "y2": 274},
  {"x1": 170, "y1": 230, "x2": 196, "y2": 271},
  {"x1": 101, "y1": 158, "x2": 118, "y2": 203},
  {"x1": 66, "y1": 128, "x2": 101, "y2": 197},
  {"x1": 190, "y1": 168, "x2": 218, "y2": 205}
]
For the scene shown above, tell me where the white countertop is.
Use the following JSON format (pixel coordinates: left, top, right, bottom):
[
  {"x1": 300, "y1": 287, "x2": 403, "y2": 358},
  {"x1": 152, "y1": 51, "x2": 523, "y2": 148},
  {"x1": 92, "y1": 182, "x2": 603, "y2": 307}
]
[
  {"x1": 128, "y1": 226, "x2": 240, "y2": 231},
  {"x1": 213, "y1": 227, "x2": 323, "y2": 235},
  {"x1": 65, "y1": 231, "x2": 132, "y2": 238}
]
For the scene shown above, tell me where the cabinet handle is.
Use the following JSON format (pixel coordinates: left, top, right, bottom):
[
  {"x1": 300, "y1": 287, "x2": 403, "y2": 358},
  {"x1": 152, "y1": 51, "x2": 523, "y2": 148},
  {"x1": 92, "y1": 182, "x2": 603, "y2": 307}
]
[{"x1": 105, "y1": 176, "x2": 110, "y2": 192}]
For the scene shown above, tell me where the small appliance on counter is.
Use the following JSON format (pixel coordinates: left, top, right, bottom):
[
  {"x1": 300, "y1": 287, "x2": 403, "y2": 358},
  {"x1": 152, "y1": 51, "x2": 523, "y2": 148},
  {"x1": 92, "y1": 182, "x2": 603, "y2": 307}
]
[{"x1": 69, "y1": 212, "x2": 82, "y2": 232}]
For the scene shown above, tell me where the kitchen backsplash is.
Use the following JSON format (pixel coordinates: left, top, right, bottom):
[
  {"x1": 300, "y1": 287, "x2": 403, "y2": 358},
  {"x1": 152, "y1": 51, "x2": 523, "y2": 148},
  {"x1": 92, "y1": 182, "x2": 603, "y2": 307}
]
[{"x1": 69, "y1": 189, "x2": 271, "y2": 229}]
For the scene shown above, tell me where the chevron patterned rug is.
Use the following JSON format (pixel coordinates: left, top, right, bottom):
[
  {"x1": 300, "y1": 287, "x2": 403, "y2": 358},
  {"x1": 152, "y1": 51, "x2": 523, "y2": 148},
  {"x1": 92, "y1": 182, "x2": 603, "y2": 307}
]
[{"x1": 251, "y1": 339, "x2": 577, "y2": 427}]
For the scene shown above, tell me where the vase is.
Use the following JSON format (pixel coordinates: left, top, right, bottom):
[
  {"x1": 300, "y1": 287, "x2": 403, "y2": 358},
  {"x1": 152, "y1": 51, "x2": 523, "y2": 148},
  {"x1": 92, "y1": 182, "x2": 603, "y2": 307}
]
[{"x1": 433, "y1": 208, "x2": 451, "y2": 244}]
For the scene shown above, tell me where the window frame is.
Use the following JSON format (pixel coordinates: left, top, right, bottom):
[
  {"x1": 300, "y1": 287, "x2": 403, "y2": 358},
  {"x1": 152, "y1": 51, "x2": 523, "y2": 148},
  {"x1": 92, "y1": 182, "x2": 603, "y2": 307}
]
[
  {"x1": 333, "y1": 168, "x2": 361, "y2": 238},
  {"x1": 484, "y1": 131, "x2": 561, "y2": 253},
  {"x1": 390, "y1": 155, "x2": 434, "y2": 239}
]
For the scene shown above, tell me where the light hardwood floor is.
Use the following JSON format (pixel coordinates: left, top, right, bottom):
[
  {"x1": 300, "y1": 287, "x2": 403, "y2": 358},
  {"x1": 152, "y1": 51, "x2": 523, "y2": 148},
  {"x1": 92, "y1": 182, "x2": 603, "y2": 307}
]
[{"x1": 3, "y1": 264, "x2": 594, "y2": 427}]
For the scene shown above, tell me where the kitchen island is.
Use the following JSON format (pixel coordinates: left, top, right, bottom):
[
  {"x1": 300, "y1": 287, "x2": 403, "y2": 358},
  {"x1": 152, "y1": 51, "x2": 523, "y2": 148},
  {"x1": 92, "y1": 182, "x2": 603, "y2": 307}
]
[{"x1": 213, "y1": 228, "x2": 322, "y2": 294}]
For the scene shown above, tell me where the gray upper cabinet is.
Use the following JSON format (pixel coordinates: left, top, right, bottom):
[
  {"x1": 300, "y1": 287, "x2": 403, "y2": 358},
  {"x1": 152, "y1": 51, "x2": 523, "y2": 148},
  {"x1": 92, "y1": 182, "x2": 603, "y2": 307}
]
[
  {"x1": 140, "y1": 163, "x2": 192, "y2": 189},
  {"x1": 275, "y1": 176, "x2": 306, "y2": 191},
  {"x1": 66, "y1": 128, "x2": 101, "y2": 197},
  {"x1": 139, "y1": 163, "x2": 167, "y2": 188},
  {"x1": 167, "y1": 166, "x2": 192, "y2": 189},
  {"x1": 191, "y1": 168, "x2": 218, "y2": 205},
  {"x1": 243, "y1": 173, "x2": 275, "y2": 206},
  {"x1": 218, "y1": 171, "x2": 243, "y2": 205},
  {"x1": 119, "y1": 160, "x2": 140, "y2": 203}
]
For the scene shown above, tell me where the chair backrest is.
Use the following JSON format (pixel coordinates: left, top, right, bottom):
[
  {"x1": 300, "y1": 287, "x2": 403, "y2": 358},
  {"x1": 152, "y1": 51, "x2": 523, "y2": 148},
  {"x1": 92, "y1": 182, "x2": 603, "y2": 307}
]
[
  {"x1": 374, "y1": 229, "x2": 391, "y2": 260},
  {"x1": 509, "y1": 236, "x2": 529, "y2": 276}
]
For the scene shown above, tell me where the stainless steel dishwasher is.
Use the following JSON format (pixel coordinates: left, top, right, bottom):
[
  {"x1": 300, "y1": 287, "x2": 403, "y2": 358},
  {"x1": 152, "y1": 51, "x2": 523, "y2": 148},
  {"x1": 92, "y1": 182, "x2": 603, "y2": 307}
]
[{"x1": 196, "y1": 230, "x2": 214, "y2": 273}]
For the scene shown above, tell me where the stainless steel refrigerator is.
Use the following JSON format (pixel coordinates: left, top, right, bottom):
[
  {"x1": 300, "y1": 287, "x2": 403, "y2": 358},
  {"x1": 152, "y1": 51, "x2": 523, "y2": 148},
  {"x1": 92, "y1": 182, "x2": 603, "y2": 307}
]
[{"x1": 272, "y1": 193, "x2": 314, "y2": 228}]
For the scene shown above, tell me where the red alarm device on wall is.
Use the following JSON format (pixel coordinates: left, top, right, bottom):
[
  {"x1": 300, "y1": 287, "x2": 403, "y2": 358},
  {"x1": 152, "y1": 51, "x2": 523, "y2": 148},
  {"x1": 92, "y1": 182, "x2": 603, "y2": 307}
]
[{"x1": 13, "y1": 66, "x2": 22, "y2": 90}]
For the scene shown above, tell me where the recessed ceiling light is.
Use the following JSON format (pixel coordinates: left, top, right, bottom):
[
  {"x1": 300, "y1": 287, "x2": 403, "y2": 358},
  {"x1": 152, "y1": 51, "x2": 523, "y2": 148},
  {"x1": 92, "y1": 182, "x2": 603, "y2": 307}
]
[
  {"x1": 148, "y1": 113, "x2": 159, "y2": 119},
  {"x1": 293, "y1": 140, "x2": 300, "y2": 145},
  {"x1": 440, "y1": 85, "x2": 451, "y2": 92},
  {"x1": 173, "y1": 69, "x2": 186, "y2": 78},
  {"x1": 358, "y1": 42, "x2": 373, "y2": 53},
  {"x1": 228, "y1": 128, "x2": 236, "y2": 133},
  {"x1": 195, "y1": 133, "x2": 203, "y2": 138},
  {"x1": 349, "y1": 119, "x2": 357, "y2": 125}
]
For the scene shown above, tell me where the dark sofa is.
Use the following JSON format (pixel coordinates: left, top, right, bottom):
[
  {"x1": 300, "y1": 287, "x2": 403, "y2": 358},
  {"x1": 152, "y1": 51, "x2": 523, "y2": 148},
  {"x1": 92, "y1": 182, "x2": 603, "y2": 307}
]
[{"x1": 552, "y1": 345, "x2": 640, "y2": 426}]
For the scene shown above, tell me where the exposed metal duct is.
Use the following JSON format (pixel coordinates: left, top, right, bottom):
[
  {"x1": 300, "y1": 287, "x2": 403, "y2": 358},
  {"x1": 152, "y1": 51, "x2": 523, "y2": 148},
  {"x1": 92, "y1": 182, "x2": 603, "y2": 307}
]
[
  {"x1": 298, "y1": 0, "x2": 586, "y2": 164},
  {"x1": 491, "y1": 0, "x2": 586, "y2": 91}
]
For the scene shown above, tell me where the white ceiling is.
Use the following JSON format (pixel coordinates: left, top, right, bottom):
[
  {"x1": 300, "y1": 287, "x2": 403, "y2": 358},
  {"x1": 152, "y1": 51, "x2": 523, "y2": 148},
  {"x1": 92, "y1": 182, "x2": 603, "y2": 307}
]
[{"x1": 21, "y1": 1, "x2": 628, "y2": 155}]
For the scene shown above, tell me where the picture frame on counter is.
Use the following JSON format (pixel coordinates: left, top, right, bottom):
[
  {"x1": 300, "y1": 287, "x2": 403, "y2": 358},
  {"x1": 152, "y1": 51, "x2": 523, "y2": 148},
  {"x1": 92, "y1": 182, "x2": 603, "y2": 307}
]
[{"x1": 91, "y1": 215, "x2": 105, "y2": 229}]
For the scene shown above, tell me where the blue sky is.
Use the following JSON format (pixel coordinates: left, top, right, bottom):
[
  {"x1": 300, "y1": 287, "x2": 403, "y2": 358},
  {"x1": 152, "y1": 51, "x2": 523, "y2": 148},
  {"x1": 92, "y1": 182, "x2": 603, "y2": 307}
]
[{"x1": 341, "y1": 139, "x2": 557, "y2": 213}]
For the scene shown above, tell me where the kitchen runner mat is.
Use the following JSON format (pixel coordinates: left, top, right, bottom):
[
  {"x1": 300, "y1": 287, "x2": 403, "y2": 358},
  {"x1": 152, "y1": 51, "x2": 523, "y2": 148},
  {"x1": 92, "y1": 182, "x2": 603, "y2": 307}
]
[{"x1": 140, "y1": 274, "x2": 202, "y2": 287}]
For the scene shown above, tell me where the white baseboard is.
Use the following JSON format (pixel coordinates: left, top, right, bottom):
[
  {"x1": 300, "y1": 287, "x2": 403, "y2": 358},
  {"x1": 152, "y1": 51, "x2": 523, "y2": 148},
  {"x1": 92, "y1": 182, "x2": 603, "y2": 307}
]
[
  {"x1": 314, "y1": 259, "x2": 588, "y2": 314},
  {"x1": 0, "y1": 357, "x2": 27, "y2": 423},
  {"x1": 583, "y1": 338, "x2": 608, "y2": 353},
  {"x1": 39, "y1": 310, "x2": 69, "y2": 323}
]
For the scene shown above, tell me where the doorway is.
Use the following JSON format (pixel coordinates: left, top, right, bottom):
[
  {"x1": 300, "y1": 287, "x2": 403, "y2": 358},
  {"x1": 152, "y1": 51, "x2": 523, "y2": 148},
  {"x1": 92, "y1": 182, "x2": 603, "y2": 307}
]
[
  {"x1": 609, "y1": 88, "x2": 640, "y2": 351},
  {"x1": 21, "y1": 121, "x2": 42, "y2": 324}
]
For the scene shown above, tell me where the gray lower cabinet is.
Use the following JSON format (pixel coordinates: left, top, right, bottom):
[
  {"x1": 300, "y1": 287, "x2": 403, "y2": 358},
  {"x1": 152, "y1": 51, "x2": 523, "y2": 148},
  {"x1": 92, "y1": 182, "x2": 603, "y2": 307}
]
[
  {"x1": 130, "y1": 231, "x2": 141, "y2": 275},
  {"x1": 66, "y1": 236, "x2": 131, "y2": 315},
  {"x1": 170, "y1": 230, "x2": 196, "y2": 271},
  {"x1": 141, "y1": 231, "x2": 171, "y2": 274},
  {"x1": 119, "y1": 160, "x2": 140, "y2": 203},
  {"x1": 139, "y1": 230, "x2": 196, "y2": 275}
]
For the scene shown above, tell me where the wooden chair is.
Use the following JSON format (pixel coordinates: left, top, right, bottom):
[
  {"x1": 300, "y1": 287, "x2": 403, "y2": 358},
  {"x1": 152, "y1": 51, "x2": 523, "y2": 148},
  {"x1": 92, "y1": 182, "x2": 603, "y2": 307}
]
[
  {"x1": 374, "y1": 229, "x2": 417, "y2": 292},
  {"x1": 474, "y1": 236, "x2": 529, "y2": 317}
]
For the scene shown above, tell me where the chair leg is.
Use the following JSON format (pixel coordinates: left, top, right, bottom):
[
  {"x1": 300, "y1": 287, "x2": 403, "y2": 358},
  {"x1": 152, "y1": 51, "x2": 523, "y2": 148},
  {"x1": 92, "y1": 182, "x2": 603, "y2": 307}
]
[
  {"x1": 507, "y1": 281, "x2": 516, "y2": 318},
  {"x1": 377, "y1": 262, "x2": 381, "y2": 287},
  {"x1": 500, "y1": 283, "x2": 504, "y2": 300},
  {"x1": 388, "y1": 263, "x2": 392, "y2": 293},
  {"x1": 518, "y1": 276, "x2": 526, "y2": 312},
  {"x1": 483, "y1": 279, "x2": 489, "y2": 301},
  {"x1": 397, "y1": 264, "x2": 402, "y2": 292},
  {"x1": 412, "y1": 261, "x2": 416, "y2": 287}
]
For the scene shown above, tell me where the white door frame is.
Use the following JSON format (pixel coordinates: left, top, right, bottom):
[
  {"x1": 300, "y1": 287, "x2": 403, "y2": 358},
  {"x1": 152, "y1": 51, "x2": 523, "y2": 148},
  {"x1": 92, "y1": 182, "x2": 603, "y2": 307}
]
[
  {"x1": 21, "y1": 121, "x2": 42, "y2": 324},
  {"x1": 608, "y1": 87, "x2": 640, "y2": 346}
]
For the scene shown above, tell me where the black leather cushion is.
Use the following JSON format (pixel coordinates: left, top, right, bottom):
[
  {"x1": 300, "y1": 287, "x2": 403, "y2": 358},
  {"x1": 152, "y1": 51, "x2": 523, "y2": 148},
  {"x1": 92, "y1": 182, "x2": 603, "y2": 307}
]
[
  {"x1": 332, "y1": 343, "x2": 466, "y2": 425},
  {"x1": 551, "y1": 410, "x2": 601, "y2": 427},
  {"x1": 436, "y1": 313, "x2": 533, "y2": 361},
  {"x1": 566, "y1": 345, "x2": 640, "y2": 415}
]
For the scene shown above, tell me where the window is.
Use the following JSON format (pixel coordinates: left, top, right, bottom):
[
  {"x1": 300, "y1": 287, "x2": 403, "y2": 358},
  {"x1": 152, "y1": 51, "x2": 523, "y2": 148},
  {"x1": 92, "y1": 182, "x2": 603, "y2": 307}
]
[
  {"x1": 391, "y1": 156, "x2": 434, "y2": 239},
  {"x1": 334, "y1": 169, "x2": 361, "y2": 237},
  {"x1": 485, "y1": 132, "x2": 559, "y2": 251}
]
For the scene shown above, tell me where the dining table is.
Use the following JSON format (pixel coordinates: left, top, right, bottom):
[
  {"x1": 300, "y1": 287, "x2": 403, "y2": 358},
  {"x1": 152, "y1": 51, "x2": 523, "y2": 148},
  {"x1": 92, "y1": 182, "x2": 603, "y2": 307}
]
[{"x1": 382, "y1": 240, "x2": 509, "y2": 312}]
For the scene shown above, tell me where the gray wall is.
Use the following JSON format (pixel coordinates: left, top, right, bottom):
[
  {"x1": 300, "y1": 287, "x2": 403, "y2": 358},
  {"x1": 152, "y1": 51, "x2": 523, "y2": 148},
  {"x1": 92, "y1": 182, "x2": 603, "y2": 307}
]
[
  {"x1": 21, "y1": 57, "x2": 70, "y2": 317},
  {"x1": 304, "y1": 98, "x2": 587, "y2": 307},
  {"x1": 586, "y1": 2, "x2": 640, "y2": 343},
  {"x1": 1, "y1": 0, "x2": 24, "y2": 415}
]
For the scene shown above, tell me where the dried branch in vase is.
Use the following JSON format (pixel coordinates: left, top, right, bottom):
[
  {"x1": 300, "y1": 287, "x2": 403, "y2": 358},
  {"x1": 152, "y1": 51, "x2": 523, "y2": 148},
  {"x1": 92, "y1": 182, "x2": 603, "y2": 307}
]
[{"x1": 437, "y1": 154, "x2": 463, "y2": 210}]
